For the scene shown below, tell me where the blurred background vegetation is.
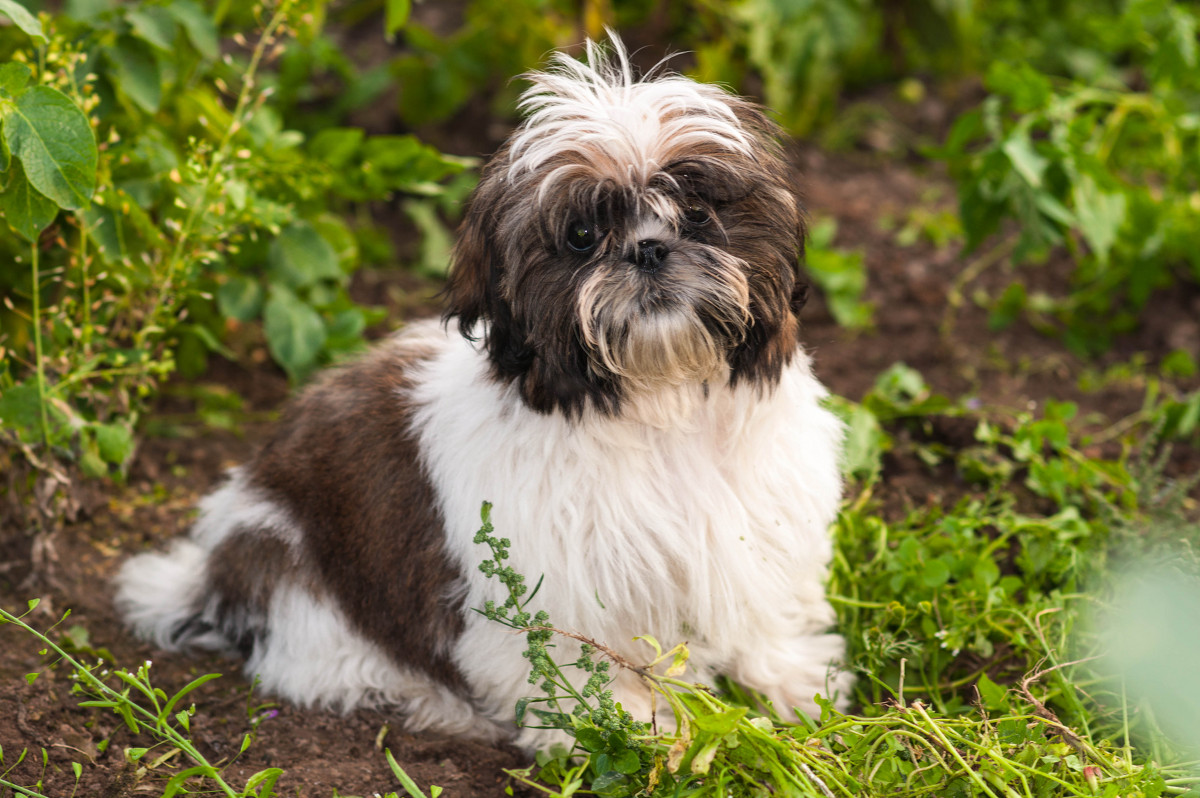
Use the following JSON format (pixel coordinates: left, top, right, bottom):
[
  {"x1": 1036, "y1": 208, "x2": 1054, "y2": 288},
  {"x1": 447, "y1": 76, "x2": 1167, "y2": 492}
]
[{"x1": 1, "y1": 0, "x2": 1197, "y2": 487}]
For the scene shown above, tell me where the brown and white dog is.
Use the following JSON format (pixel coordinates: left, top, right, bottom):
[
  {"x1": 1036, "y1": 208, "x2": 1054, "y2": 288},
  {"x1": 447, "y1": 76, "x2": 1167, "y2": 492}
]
[{"x1": 116, "y1": 37, "x2": 851, "y2": 750}]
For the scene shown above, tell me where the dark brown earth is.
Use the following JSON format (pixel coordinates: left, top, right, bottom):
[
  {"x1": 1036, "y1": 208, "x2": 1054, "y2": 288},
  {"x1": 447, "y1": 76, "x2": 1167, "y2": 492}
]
[{"x1": 2, "y1": 134, "x2": 1198, "y2": 797}]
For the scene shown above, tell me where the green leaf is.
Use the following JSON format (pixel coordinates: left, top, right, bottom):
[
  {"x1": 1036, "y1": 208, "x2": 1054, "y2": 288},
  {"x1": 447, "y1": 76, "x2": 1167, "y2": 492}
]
[
  {"x1": 126, "y1": 6, "x2": 177, "y2": 51},
  {"x1": 976, "y1": 672, "x2": 1008, "y2": 710},
  {"x1": 386, "y1": 749, "x2": 431, "y2": 798},
  {"x1": 611, "y1": 748, "x2": 640, "y2": 775},
  {"x1": 574, "y1": 727, "x2": 606, "y2": 753},
  {"x1": 267, "y1": 221, "x2": 342, "y2": 289},
  {"x1": 0, "y1": 0, "x2": 46, "y2": 42},
  {"x1": 309, "y1": 127, "x2": 364, "y2": 168},
  {"x1": 1002, "y1": 136, "x2": 1047, "y2": 189},
  {"x1": 690, "y1": 706, "x2": 748, "y2": 735},
  {"x1": 263, "y1": 287, "x2": 327, "y2": 382},
  {"x1": 165, "y1": 0, "x2": 218, "y2": 60},
  {"x1": 217, "y1": 276, "x2": 264, "y2": 322},
  {"x1": 105, "y1": 36, "x2": 163, "y2": 113},
  {"x1": 921, "y1": 558, "x2": 952, "y2": 588},
  {"x1": 79, "y1": 201, "x2": 125, "y2": 262},
  {"x1": 243, "y1": 767, "x2": 284, "y2": 794},
  {"x1": 385, "y1": 0, "x2": 411, "y2": 37},
  {"x1": 93, "y1": 422, "x2": 134, "y2": 466},
  {"x1": 325, "y1": 307, "x2": 366, "y2": 352},
  {"x1": 161, "y1": 765, "x2": 221, "y2": 798},
  {"x1": 3, "y1": 86, "x2": 98, "y2": 209},
  {"x1": 1, "y1": 158, "x2": 58, "y2": 241},
  {"x1": 0, "y1": 62, "x2": 32, "y2": 98},
  {"x1": 0, "y1": 382, "x2": 61, "y2": 443},
  {"x1": 1073, "y1": 175, "x2": 1126, "y2": 264}
]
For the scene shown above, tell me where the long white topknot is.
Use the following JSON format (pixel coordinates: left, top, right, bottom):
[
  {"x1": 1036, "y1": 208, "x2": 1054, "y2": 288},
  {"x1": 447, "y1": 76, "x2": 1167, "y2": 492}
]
[{"x1": 505, "y1": 34, "x2": 755, "y2": 184}]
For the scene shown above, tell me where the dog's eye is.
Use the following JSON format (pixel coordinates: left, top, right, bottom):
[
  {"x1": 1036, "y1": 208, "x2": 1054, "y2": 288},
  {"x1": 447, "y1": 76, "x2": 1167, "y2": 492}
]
[
  {"x1": 683, "y1": 203, "x2": 711, "y2": 226},
  {"x1": 566, "y1": 222, "x2": 598, "y2": 253}
]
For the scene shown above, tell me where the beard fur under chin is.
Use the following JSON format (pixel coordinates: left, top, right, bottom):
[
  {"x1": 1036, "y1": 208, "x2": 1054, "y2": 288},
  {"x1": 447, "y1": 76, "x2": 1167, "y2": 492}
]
[{"x1": 578, "y1": 262, "x2": 752, "y2": 403}]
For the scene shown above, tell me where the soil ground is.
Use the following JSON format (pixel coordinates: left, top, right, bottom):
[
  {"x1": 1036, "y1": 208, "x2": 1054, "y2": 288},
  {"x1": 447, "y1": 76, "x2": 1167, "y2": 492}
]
[{"x1": 2, "y1": 136, "x2": 1198, "y2": 797}]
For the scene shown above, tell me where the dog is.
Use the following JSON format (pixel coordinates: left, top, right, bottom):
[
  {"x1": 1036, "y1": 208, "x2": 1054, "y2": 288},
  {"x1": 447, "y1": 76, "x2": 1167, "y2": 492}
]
[{"x1": 115, "y1": 36, "x2": 851, "y2": 750}]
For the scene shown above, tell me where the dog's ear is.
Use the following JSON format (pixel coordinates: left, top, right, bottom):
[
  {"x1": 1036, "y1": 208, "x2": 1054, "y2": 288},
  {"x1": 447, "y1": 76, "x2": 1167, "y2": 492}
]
[
  {"x1": 442, "y1": 156, "x2": 538, "y2": 381},
  {"x1": 443, "y1": 165, "x2": 502, "y2": 341},
  {"x1": 725, "y1": 97, "x2": 809, "y2": 317}
]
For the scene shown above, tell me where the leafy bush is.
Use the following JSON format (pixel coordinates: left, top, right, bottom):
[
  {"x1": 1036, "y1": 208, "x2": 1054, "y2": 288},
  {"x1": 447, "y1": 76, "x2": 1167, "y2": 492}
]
[
  {"x1": 0, "y1": 0, "x2": 467, "y2": 483},
  {"x1": 939, "y1": 0, "x2": 1200, "y2": 353}
]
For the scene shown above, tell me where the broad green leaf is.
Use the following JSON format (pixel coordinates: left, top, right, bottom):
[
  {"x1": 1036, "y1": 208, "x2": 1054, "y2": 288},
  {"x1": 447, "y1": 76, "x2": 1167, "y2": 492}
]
[
  {"x1": 311, "y1": 212, "x2": 359, "y2": 269},
  {"x1": 243, "y1": 767, "x2": 283, "y2": 793},
  {"x1": 976, "y1": 673, "x2": 1008, "y2": 710},
  {"x1": 612, "y1": 748, "x2": 640, "y2": 775},
  {"x1": 0, "y1": 62, "x2": 32, "y2": 98},
  {"x1": 1002, "y1": 136, "x2": 1047, "y2": 189},
  {"x1": 325, "y1": 308, "x2": 366, "y2": 352},
  {"x1": 690, "y1": 706, "x2": 748, "y2": 735},
  {"x1": 126, "y1": 6, "x2": 177, "y2": 51},
  {"x1": 93, "y1": 422, "x2": 134, "y2": 466},
  {"x1": 985, "y1": 60, "x2": 1051, "y2": 113},
  {"x1": 1073, "y1": 175, "x2": 1127, "y2": 264},
  {"x1": 0, "y1": 159, "x2": 58, "y2": 241},
  {"x1": 264, "y1": 287, "x2": 327, "y2": 382},
  {"x1": 309, "y1": 127, "x2": 364, "y2": 167},
  {"x1": 573, "y1": 727, "x2": 606, "y2": 753},
  {"x1": 385, "y1": 0, "x2": 411, "y2": 37},
  {"x1": 79, "y1": 201, "x2": 124, "y2": 262},
  {"x1": 0, "y1": 0, "x2": 45, "y2": 42},
  {"x1": 268, "y1": 221, "x2": 342, "y2": 289},
  {"x1": 165, "y1": 0, "x2": 218, "y2": 59},
  {"x1": 3, "y1": 86, "x2": 97, "y2": 209},
  {"x1": 921, "y1": 558, "x2": 952, "y2": 587},
  {"x1": 403, "y1": 199, "x2": 453, "y2": 277},
  {"x1": 105, "y1": 37, "x2": 162, "y2": 113},
  {"x1": 217, "y1": 275, "x2": 264, "y2": 322}
]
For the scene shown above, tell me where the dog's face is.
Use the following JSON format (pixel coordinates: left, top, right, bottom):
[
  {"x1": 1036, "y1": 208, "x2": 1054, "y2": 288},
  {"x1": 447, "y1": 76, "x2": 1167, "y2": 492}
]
[{"x1": 445, "y1": 41, "x2": 807, "y2": 416}]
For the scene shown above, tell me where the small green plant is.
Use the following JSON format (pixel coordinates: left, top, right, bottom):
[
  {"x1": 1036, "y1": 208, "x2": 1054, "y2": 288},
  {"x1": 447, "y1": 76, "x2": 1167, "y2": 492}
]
[
  {"x1": 0, "y1": 0, "x2": 468, "y2": 489},
  {"x1": 0, "y1": 599, "x2": 279, "y2": 797},
  {"x1": 805, "y1": 217, "x2": 874, "y2": 330},
  {"x1": 466, "y1": 475, "x2": 1195, "y2": 798}
]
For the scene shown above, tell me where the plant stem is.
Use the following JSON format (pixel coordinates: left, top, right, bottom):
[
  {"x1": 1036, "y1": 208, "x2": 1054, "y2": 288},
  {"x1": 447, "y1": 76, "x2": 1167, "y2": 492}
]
[
  {"x1": 0, "y1": 607, "x2": 240, "y2": 798},
  {"x1": 140, "y1": 0, "x2": 293, "y2": 348},
  {"x1": 31, "y1": 244, "x2": 50, "y2": 447}
]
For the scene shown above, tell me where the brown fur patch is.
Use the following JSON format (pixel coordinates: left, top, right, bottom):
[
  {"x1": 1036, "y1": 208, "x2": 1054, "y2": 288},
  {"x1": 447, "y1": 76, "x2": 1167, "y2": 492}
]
[{"x1": 244, "y1": 335, "x2": 469, "y2": 691}]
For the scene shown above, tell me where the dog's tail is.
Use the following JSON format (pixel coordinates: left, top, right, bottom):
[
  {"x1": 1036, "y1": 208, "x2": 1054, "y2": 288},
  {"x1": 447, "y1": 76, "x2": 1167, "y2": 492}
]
[{"x1": 114, "y1": 540, "x2": 234, "y2": 654}]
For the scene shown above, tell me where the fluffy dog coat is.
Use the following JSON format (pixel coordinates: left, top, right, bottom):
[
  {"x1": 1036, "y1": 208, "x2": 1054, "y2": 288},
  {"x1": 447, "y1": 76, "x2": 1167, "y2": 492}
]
[{"x1": 115, "y1": 39, "x2": 852, "y2": 749}]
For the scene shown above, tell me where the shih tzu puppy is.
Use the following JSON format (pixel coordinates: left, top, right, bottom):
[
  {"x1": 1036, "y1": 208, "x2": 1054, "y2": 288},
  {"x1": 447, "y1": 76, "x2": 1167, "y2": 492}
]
[{"x1": 116, "y1": 36, "x2": 851, "y2": 749}]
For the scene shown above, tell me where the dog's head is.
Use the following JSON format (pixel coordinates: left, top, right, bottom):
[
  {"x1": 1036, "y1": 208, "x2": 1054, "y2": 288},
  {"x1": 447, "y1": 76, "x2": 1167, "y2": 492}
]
[{"x1": 444, "y1": 37, "x2": 807, "y2": 416}]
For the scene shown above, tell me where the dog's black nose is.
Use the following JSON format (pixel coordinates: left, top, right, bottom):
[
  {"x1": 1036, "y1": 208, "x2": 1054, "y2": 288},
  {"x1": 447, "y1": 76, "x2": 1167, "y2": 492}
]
[{"x1": 634, "y1": 239, "x2": 669, "y2": 272}]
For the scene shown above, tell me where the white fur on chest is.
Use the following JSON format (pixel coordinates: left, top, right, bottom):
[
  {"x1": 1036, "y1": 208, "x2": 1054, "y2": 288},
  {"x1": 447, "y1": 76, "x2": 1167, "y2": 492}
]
[{"x1": 407, "y1": 321, "x2": 844, "y2": 665}]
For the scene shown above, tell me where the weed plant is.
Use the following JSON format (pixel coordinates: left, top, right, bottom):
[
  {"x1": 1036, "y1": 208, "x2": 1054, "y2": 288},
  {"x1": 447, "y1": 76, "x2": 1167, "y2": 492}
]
[
  {"x1": 0, "y1": 0, "x2": 467, "y2": 487},
  {"x1": 443, "y1": 367, "x2": 1200, "y2": 798}
]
